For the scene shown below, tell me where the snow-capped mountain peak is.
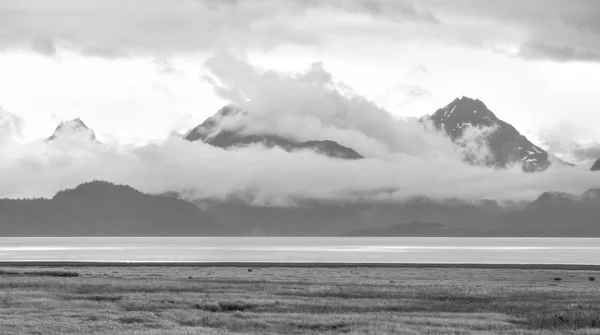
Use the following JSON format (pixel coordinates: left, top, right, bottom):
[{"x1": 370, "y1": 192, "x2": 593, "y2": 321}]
[
  {"x1": 46, "y1": 118, "x2": 99, "y2": 143},
  {"x1": 433, "y1": 96, "x2": 499, "y2": 132},
  {"x1": 430, "y1": 96, "x2": 554, "y2": 172}
]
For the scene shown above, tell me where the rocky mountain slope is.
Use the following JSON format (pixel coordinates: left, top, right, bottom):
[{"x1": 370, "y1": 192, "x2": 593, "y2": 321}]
[
  {"x1": 426, "y1": 97, "x2": 559, "y2": 171},
  {"x1": 592, "y1": 159, "x2": 600, "y2": 171}
]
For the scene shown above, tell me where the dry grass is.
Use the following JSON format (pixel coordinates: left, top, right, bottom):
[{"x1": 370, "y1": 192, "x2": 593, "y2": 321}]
[{"x1": 1, "y1": 266, "x2": 600, "y2": 334}]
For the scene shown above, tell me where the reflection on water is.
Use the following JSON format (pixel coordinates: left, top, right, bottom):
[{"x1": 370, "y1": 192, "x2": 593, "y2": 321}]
[{"x1": 0, "y1": 237, "x2": 599, "y2": 264}]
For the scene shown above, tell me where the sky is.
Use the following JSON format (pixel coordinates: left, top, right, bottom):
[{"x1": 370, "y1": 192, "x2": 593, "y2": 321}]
[{"x1": 0, "y1": 0, "x2": 599, "y2": 201}]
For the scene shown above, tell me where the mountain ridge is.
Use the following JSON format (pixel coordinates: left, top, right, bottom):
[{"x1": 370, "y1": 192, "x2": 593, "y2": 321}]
[
  {"x1": 427, "y1": 96, "x2": 556, "y2": 172},
  {"x1": 0, "y1": 181, "x2": 217, "y2": 236},
  {"x1": 2, "y1": 181, "x2": 600, "y2": 237},
  {"x1": 184, "y1": 105, "x2": 363, "y2": 160}
]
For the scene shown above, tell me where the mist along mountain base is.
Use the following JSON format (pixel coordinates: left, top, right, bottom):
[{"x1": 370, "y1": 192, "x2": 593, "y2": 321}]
[
  {"x1": 2, "y1": 181, "x2": 600, "y2": 237},
  {"x1": 1, "y1": 265, "x2": 600, "y2": 335}
]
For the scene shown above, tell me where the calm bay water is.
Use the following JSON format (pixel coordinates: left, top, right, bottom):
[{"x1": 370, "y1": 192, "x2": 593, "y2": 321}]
[{"x1": 1, "y1": 237, "x2": 600, "y2": 264}]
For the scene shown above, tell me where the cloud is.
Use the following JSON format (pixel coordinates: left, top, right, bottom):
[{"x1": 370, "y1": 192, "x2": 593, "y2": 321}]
[
  {"x1": 203, "y1": 53, "x2": 455, "y2": 158},
  {"x1": 302, "y1": 0, "x2": 439, "y2": 23},
  {"x1": 0, "y1": 0, "x2": 317, "y2": 55},
  {"x1": 0, "y1": 0, "x2": 434, "y2": 56},
  {"x1": 519, "y1": 41, "x2": 600, "y2": 63},
  {"x1": 0, "y1": 107, "x2": 24, "y2": 143},
  {"x1": 1, "y1": 54, "x2": 598, "y2": 205},
  {"x1": 535, "y1": 121, "x2": 600, "y2": 164},
  {"x1": 422, "y1": 0, "x2": 600, "y2": 62},
  {"x1": 2, "y1": 0, "x2": 598, "y2": 63},
  {"x1": 1, "y1": 132, "x2": 597, "y2": 206},
  {"x1": 572, "y1": 144, "x2": 600, "y2": 162},
  {"x1": 30, "y1": 38, "x2": 57, "y2": 56},
  {"x1": 454, "y1": 125, "x2": 498, "y2": 166}
]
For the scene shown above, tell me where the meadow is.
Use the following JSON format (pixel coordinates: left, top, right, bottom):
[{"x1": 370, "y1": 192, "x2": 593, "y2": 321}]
[{"x1": 1, "y1": 265, "x2": 600, "y2": 334}]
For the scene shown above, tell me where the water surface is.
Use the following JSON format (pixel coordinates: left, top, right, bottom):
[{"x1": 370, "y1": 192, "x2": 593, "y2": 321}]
[{"x1": 0, "y1": 237, "x2": 599, "y2": 264}]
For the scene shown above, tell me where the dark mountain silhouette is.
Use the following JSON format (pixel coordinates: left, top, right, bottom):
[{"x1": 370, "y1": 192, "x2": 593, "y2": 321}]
[
  {"x1": 426, "y1": 97, "x2": 569, "y2": 172},
  {"x1": 194, "y1": 197, "x2": 514, "y2": 236},
  {"x1": 592, "y1": 159, "x2": 600, "y2": 171},
  {"x1": 185, "y1": 105, "x2": 363, "y2": 160},
  {"x1": 0, "y1": 108, "x2": 23, "y2": 140},
  {"x1": 339, "y1": 188, "x2": 600, "y2": 237},
  {"x1": 0, "y1": 181, "x2": 217, "y2": 236},
  {"x1": 347, "y1": 222, "x2": 452, "y2": 237},
  {"x1": 181, "y1": 187, "x2": 600, "y2": 237},
  {"x1": 3, "y1": 181, "x2": 599, "y2": 237},
  {"x1": 488, "y1": 188, "x2": 600, "y2": 236},
  {"x1": 46, "y1": 118, "x2": 98, "y2": 143}
]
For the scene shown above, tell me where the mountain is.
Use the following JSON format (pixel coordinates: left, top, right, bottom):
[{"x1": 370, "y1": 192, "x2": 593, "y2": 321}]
[
  {"x1": 347, "y1": 222, "x2": 452, "y2": 237},
  {"x1": 592, "y1": 159, "x2": 600, "y2": 171},
  {"x1": 427, "y1": 97, "x2": 554, "y2": 172},
  {"x1": 46, "y1": 118, "x2": 98, "y2": 143},
  {"x1": 0, "y1": 181, "x2": 217, "y2": 236},
  {"x1": 185, "y1": 105, "x2": 363, "y2": 160},
  {"x1": 488, "y1": 188, "x2": 600, "y2": 236},
  {"x1": 183, "y1": 186, "x2": 600, "y2": 237},
  {"x1": 194, "y1": 196, "x2": 513, "y2": 236},
  {"x1": 3, "y1": 180, "x2": 599, "y2": 237}
]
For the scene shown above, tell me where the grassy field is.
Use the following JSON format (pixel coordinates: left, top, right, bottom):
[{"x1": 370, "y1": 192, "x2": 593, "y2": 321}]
[{"x1": 1, "y1": 266, "x2": 600, "y2": 334}]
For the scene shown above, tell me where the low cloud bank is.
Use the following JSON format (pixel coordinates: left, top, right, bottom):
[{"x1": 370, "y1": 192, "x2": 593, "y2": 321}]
[{"x1": 0, "y1": 137, "x2": 596, "y2": 205}]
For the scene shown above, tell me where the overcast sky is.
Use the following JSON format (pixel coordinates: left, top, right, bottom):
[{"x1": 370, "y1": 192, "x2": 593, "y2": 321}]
[{"x1": 1, "y1": 0, "x2": 599, "y2": 151}]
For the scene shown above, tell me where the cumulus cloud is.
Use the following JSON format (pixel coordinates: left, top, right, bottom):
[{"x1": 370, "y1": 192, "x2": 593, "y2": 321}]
[
  {"x1": 0, "y1": 55, "x2": 598, "y2": 205},
  {"x1": 203, "y1": 53, "x2": 456, "y2": 158}
]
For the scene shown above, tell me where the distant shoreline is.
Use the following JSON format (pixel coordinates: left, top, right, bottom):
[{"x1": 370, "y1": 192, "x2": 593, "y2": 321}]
[{"x1": 2, "y1": 262, "x2": 600, "y2": 271}]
